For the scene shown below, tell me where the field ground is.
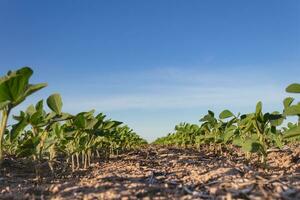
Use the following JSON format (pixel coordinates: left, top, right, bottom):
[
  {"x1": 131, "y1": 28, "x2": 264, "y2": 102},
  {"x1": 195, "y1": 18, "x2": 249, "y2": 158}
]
[{"x1": 0, "y1": 145, "x2": 300, "y2": 200}]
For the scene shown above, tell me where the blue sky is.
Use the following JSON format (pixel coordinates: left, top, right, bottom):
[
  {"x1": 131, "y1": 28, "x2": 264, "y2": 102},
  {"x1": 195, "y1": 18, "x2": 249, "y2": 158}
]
[{"x1": 0, "y1": 0, "x2": 300, "y2": 141}]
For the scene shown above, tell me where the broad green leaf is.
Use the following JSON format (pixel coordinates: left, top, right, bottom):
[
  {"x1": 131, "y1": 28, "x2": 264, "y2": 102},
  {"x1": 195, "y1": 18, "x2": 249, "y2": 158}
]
[
  {"x1": 85, "y1": 118, "x2": 98, "y2": 129},
  {"x1": 232, "y1": 136, "x2": 242, "y2": 147},
  {"x1": 12, "y1": 111, "x2": 25, "y2": 121},
  {"x1": 96, "y1": 113, "x2": 106, "y2": 121},
  {"x1": 74, "y1": 114, "x2": 86, "y2": 129},
  {"x1": 59, "y1": 112, "x2": 73, "y2": 120},
  {"x1": 263, "y1": 112, "x2": 283, "y2": 126},
  {"x1": 10, "y1": 117, "x2": 28, "y2": 140},
  {"x1": 0, "y1": 82, "x2": 12, "y2": 102},
  {"x1": 287, "y1": 122, "x2": 297, "y2": 129},
  {"x1": 270, "y1": 117, "x2": 284, "y2": 127},
  {"x1": 270, "y1": 111, "x2": 283, "y2": 124},
  {"x1": 283, "y1": 125, "x2": 300, "y2": 139},
  {"x1": 284, "y1": 104, "x2": 300, "y2": 116},
  {"x1": 283, "y1": 97, "x2": 294, "y2": 109},
  {"x1": 26, "y1": 105, "x2": 36, "y2": 116},
  {"x1": 1, "y1": 68, "x2": 33, "y2": 103},
  {"x1": 30, "y1": 111, "x2": 44, "y2": 126},
  {"x1": 219, "y1": 110, "x2": 234, "y2": 119},
  {"x1": 255, "y1": 101, "x2": 262, "y2": 115},
  {"x1": 0, "y1": 100, "x2": 10, "y2": 110},
  {"x1": 200, "y1": 112, "x2": 217, "y2": 124},
  {"x1": 16, "y1": 136, "x2": 40, "y2": 157},
  {"x1": 0, "y1": 69, "x2": 19, "y2": 84},
  {"x1": 24, "y1": 83, "x2": 47, "y2": 98},
  {"x1": 47, "y1": 93, "x2": 63, "y2": 114},
  {"x1": 103, "y1": 121, "x2": 122, "y2": 130},
  {"x1": 241, "y1": 140, "x2": 262, "y2": 153},
  {"x1": 286, "y1": 83, "x2": 300, "y2": 93},
  {"x1": 0, "y1": 67, "x2": 46, "y2": 108},
  {"x1": 223, "y1": 128, "x2": 235, "y2": 143},
  {"x1": 45, "y1": 112, "x2": 57, "y2": 121},
  {"x1": 240, "y1": 114, "x2": 247, "y2": 120},
  {"x1": 113, "y1": 121, "x2": 123, "y2": 127},
  {"x1": 208, "y1": 110, "x2": 214, "y2": 117},
  {"x1": 35, "y1": 100, "x2": 44, "y2": 112},
  {"x1": 15, "y1": 67, "x2": 33, "y2": 78}
]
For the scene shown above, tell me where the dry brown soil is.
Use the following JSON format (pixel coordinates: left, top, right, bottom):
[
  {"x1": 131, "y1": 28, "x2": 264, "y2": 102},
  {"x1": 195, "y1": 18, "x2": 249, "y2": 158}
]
[{"x1": 0, "y1": 145, "x2": 300, "y2": 200}]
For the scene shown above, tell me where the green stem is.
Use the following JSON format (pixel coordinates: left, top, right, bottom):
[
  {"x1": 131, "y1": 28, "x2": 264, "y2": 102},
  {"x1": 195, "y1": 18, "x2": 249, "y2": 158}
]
[
  {"x1": 71, "y1": 155, "x2": 75, "y2": 172},
  {"x1": 0, "y1": 109, "x2": 10, "y2": 162},
  {"x1": 84, "y1": 153, "x2": 87, "y2": 169}
]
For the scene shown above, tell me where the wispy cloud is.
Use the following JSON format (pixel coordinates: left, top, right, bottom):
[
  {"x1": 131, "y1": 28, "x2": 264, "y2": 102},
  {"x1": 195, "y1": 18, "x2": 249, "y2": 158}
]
[{"x1": 61, "y1": 66, "x2": 286, "y2": 112}]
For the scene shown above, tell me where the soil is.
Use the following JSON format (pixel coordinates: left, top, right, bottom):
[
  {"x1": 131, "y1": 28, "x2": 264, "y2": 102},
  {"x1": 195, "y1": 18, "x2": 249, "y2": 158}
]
[{"x1": 0, "y1": 145, "x2": 300, "y2": 200}]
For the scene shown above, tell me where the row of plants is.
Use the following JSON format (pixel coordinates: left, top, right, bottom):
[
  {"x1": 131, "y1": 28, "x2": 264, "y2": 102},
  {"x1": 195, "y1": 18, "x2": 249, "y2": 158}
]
[
  {"x1": 153, "y1": 83, "x2": 300, "y2": 164},
  {"x1": 0, "y1": 67, "x2": 147, "y2": 172}
]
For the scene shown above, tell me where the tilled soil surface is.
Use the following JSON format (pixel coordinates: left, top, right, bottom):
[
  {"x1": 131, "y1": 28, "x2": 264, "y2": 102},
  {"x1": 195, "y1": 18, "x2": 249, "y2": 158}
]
[{"x1": 0, "y1": 145, "x2": 300, "y2": 200}]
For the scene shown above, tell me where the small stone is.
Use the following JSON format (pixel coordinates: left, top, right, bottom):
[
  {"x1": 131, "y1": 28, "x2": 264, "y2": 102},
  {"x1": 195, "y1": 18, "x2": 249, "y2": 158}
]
[{"x1": 209, "y1": 187, "x2": 218, "y2": 194}]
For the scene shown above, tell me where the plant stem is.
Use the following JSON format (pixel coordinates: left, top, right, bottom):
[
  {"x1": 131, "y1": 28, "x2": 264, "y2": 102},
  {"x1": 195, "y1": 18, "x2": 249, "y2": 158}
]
[
  {"x1": 71, "y1": 155, "x2": 75, "y2": 172},
  {"x1": 84, "y1": 153, "x2": 87, "y2": 169},
  {"x1": 0, "y1": 109, "x2": 10, "y2": 162},
  {"x1": 76, "y1": 153, "x2": 80, "y2": 169}
]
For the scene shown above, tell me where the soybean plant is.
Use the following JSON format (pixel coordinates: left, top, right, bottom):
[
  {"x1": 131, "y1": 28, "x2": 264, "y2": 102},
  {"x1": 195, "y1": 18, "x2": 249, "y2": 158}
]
[{"x1": 0, "y1": 67, "x2": 47, "y2": 161}]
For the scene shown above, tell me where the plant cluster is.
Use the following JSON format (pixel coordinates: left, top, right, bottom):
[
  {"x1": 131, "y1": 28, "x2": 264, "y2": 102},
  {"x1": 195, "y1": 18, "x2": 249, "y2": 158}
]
[
  {"x1": 0, "y1": 67, "x2": 147, "y2": 172},
  {"x1": 153, "y1": 83, "x2": 300, "y2": 164}
]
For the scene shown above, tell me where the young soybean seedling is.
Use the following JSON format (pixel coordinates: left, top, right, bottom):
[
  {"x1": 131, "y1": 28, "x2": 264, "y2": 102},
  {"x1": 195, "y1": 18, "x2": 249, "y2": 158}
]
[
  {"x1": 283, "y1": 83, "x2": 300, "y2": 140},
  {"x1": 0, "y1": 67, "x2": 47, "y2": 161}
]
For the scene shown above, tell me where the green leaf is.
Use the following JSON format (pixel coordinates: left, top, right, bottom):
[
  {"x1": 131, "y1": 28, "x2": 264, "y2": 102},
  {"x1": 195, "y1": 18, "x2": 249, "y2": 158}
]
[
  {"x1": 0, "y1": 100, "x2": 10, "y2": 110},
  {"x1": 47, "y1": 93, "x2": 63, "y2": 114},
  {"x1": 0, "y1": 67, "x2": 46, "y2": 108},
  {"x1": 96, "y1": 113, "x2": 106, "y2": 121},
  {"x1": 30, "y1": 111, "x2": 44, "y2": 126},
  {"x1": 11, "y1": 117, "x2": 28, "y2": 140},
  {"x1": 269, "y1": 112, "x2": 284, "y2": 126},
  {"x1": 232, "y1": 136, "x2": 242, "y2": 147},
  {"x1": 255, "y1": 101, "x2": 262, "y2": 115},
  {"x1": 283, "y1": 125, "x2": 300, "y2": 139},
  {"x1": 85, "y1": 118, "x2": 98, "y2": 129},
  {"x1": 219, "y1": 110, "x2": 234, "y2": 119},
  {"x1": 24, "y1": 83, "x2": 47, "y2": 98},
  {"x1": 0, "y1": 69, "x2": 19, "y2": 84},
  {"x1": 12, "y1": 111, "x2": 25, "y2": 121},
  {"x1": 286, "y1": 83, "x2": 300, "y2": 93},
  {"x1": 35, "y1": 100, "x2": 44, "y2": 112},
  {"x1": 208, "y1": 110, "x2": 214, "y2": 117},
  {"x1": 284, "y1": 104, "x2": 300, "y2": 116},
  {"x1": 287, "y1": 122, "x2": 297, "y2": 129},
  {"x1": 16, "y1": 136, "x2": 40, "y2": 157},
  {"x1": 103, "y1": 121, "x2": 122, "y2": 130},
  {"x1": 283, "y1": 97, "x2": 294, "y2": 109},
  {"x1": 241, "y1": 140, "x2": 262, "y2": 153},
  {"x1": 59, "y1": 112, "x2": 73, "y2": 120},
  {"x1": 200, "y1": 112, "x2": 217, "y2": 124},
  {"x1": 15, "y1": 67, "x2": 33, "y2": 78},
  {"x1": 73, "y1": 114, "x2": 86, "y2": 129},
  {"x1": 1, "y1": 68, "x2": 33, "y2": 103},
  {"x1": 222, "y1": 128, "x2": 236, "y2": 143},
  {"x1": 263, "y1": 112, "x2": 281, "y2": 120},
  {"x1": 45, "y1": 112, "x2": 57, "y2": 121},
  {"x1": 0, "y1": 81, "x2": 13, "y2": 102},
  {"x1": 26, "y1": 105, "x2": 36, "y2": 116}
]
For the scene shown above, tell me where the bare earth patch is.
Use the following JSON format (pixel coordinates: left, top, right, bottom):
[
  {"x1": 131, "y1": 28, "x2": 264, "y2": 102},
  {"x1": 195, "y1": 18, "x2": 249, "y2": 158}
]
[{"x1": 0, "y1": 146, "x2": 300, "y2": 199}]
